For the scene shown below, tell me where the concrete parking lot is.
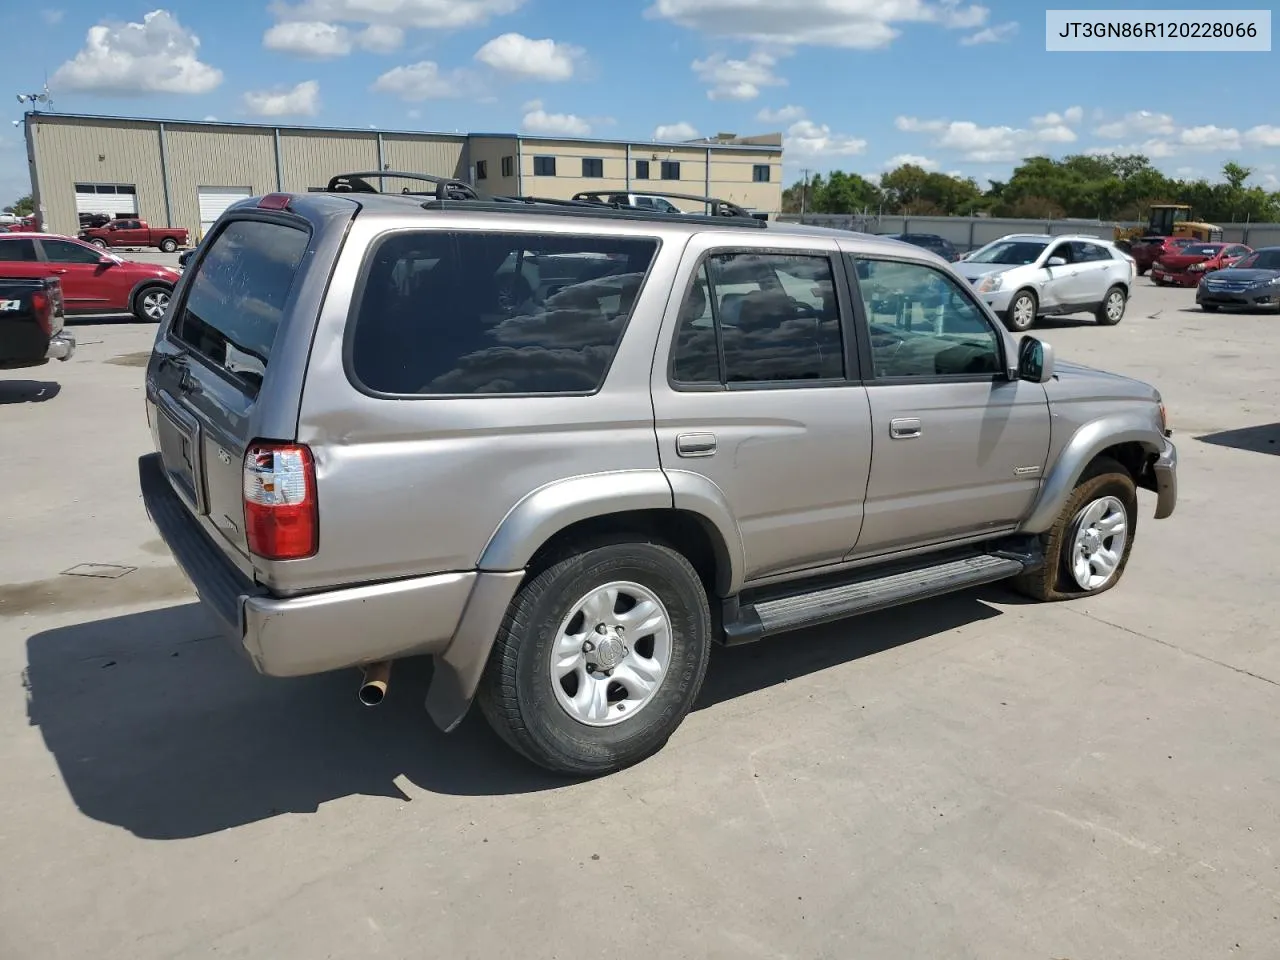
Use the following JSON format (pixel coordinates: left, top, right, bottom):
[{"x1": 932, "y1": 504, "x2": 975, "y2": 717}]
[{"x1": 1, "y1": 278, "x2": 1277, "y2": 959}]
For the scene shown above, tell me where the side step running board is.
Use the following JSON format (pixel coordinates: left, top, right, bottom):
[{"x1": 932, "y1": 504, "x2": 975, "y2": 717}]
[{"x1": 723, "y1": 552, "x2": 1032, "y2": 645}]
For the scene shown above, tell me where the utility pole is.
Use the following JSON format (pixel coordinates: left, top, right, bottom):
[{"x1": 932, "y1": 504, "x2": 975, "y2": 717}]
[{"x1": 800, "y1": 168, "x2": 811, "y2": 216}]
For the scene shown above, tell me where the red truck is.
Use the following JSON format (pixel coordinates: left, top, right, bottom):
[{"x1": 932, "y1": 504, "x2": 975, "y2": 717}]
[{"x1": 78, "y1": 218, "x2": 189, "y2": 253}]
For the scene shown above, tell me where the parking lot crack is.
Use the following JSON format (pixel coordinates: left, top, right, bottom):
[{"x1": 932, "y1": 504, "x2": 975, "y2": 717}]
[{"x1": 1066, "y1": 607, "x2": 1279, "y2": 690}]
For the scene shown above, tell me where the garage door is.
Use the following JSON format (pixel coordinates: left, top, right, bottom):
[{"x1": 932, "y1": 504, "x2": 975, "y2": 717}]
[
  {"x1": 198, "y1": 186, "x2": 252, "y2": 236},
  {"x1": 74, "y1": 183, "x2": 138, "y2": 218}
]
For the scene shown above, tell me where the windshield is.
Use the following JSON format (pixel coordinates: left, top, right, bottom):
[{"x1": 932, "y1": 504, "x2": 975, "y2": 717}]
[
  {"x1": 1234, "y1": 250, "x2": 1280, "y2": 270},
  {"x1": 1181, "y1": 245, "x2": 1223, "y2": 257},
  {"x1": 966, "y1": 240, "x2": 1048, "y2": 265}
]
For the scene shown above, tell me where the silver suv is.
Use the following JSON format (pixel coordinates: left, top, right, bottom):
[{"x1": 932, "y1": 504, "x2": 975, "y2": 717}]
[
  {"x1": 956, "y1": 234, "x2": 1137, "y2": 332},
  {"x1": 139, "y1": 176, "x2": 1177, "y2": 776}
]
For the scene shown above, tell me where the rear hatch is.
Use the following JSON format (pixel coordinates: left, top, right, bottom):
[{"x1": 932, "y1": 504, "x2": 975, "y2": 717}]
[{"x1": 145, "y1": 202, "x2": 345, "y2": 577}]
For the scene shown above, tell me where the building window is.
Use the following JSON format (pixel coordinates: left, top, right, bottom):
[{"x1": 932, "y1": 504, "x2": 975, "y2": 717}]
[
  {"x1": 533, "y1": 156, "x2": 556, "y2": 177},
  {"x1": 582, "y1": 157, "x2": 604, "y2": 178},
  {"x1": 501, "y1": 156, "x2": 514, "y2": 177},
  {"x1": 661, "y1": 161, "x2": 681, "y2": 181},
  {"x1": 753, "y1": 164, "x2": 771, "y2": 183},
  {"x1": 635, "y1": 160, "x2": 650, "y2": 180},
  {"x1": 475, "y1": 160, "x2": 488, "y2": 180}
]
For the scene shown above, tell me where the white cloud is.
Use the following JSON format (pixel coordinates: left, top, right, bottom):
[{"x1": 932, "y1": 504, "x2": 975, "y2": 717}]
[
  {"x1": 202, "y1": 115, "x2": 218, "y2": 122},
  {"x1": 1093, "y1": 111, "x2": 1175, "y2": 139},
  {"x1": 960, "y1": 21, "x2": 1017, "y2": 45},
  {"x1": 1245, "y1": 125, "x2": 1280, "y2": 148},
  {"x1": 1085, "y1": 140, "x2": 1176, "y2": 159},
  {"x1": 371, "y1": 61, "x2": 475, "y2": 99},
  {"x1": 522, "y1": 105, "x2": 591, "y2": 137},
  {"x1": 897, "y1": 112, "x2": 1076, "y2": 161},
  {"x1": 784, "y1": 119, "x2": 867, "y2": 157},
  {"x1": 474, "y1": 33, "x2": 582, "y2": 80},
  {"x1": 243, "y1": 80, "x2": 321, "y2": 116},
  {"x1": 757, "y1": 104, "x2": 806, "y2": 124},
  {"x1": 1031, "y1": 106, "x2": 1083, "y2": 127},
  {"x1": 1179, "y1": 125, "x2": 1241, "y2": 151},
  {"x1": 358, "y1": 24, "x2": 404, "y2": 52},
  {"x1": 885, "y1": 153, "x2": 939, "y2": 170},
  {"x1": 42, "y1": 9, "x2": 64, "y2": 25},
  {"x1": 1064, "y1": 105, "x2": 1084, "y2": 125},
  {"x1": 269, "y1": 0, "x2": 523, "y2": 29},
  {"x1": 654, "y1": 122, "x2": 698, "y2": 140},
  {"x1": 51, "y1": 9, "x2": 222, "y2": 95},
  {"x1": 1036, "y1": 125, "x2": 1077, "y2": 144},
  {"x1": 264, "y1": 21, "x2": 352, "y2": 57},
  {"x1": 691, "y1": 49, "x2": 785, "y2": 100},
  {"x1": 648, "y1": 0, "x2": 990, "y2": 49}
]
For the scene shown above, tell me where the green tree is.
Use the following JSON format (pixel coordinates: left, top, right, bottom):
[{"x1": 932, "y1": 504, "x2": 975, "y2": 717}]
[{"x1": 3, "y1": 194, "x2": 33, "y2": 217}]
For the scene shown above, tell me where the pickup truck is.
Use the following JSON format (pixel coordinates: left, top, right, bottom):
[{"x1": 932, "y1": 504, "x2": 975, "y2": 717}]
[
  {"x1": 0, "y1": 277, "x2": 75, "y2": 369},
  {"x1": 79, "y1": 219, "x2": 189, "y2": 253}
]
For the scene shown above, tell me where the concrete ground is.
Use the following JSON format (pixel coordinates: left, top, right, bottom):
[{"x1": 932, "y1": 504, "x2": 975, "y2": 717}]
[{"x1": 1, "y1": 278, "x2": 1277, "y2": 960}]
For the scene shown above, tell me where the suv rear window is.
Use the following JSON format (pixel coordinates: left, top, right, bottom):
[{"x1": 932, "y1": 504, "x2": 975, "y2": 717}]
[
  {"x1": 172, "y1": 219, "x2": 309, "y2": 387},
  {"x1": 349, "y1": 231, "x2": 658, "y2": 396}
]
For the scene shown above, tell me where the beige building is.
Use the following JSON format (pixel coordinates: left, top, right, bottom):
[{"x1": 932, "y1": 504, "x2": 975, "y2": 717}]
[{"x1": 24, "y1": 113, "x2": 783, "y2": 240}]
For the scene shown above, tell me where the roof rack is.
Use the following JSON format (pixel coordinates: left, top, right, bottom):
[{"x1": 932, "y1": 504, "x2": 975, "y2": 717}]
[
  {"x1": 324, "y1": 170, "x2": 483, "y2": 201},
  {"x1": 571, "y1": 190, "x2": 756, "y2": 220},
  {"x1": 418, "y1": 198, "x2": 767, "y2": 229}
]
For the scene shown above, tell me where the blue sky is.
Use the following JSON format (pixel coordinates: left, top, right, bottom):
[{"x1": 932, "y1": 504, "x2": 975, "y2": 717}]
[{"x1": 2, "y1": 0, "x2": 1278, "y2": 206}]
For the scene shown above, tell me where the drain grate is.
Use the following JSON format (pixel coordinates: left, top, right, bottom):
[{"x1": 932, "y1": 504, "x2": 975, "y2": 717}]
[{"x1": 61, "y1": 563, "x2": 137, "y2": 580}]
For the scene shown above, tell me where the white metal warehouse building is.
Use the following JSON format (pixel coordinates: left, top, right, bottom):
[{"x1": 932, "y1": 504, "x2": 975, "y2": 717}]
[{"x1": 23, "y1": 113, "x2": 785, "y2": 241}]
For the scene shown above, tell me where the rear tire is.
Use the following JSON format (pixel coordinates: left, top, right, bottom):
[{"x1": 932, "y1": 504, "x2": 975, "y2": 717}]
[
  {"x1": 90, "y1": 238, "x2": 107, "y2": 249},
  {"x1": 133, "y1": 284, "x2": 171, "y2": 322},
  {"x1": 1012, "y1": 456, "x2": 1138, "y2": 602},
  {"x1": 478, "y1": 540, "x2": 712, "y2": 776},
  {"x1": 1095, "y1": 285, "x2": 1127, "y2": 326},
  {"x1": 159, "y1": 238, "x2": 177, "y2": 253},
  {"x1": 1003, "y1": 290, "x2": 1037, "y2": 332}
]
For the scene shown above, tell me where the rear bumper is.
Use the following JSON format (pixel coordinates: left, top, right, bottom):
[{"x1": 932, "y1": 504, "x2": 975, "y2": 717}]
[
  {"x1": 1152, "y1": 437, "x2": 1178, "y2": 520},
  {"x1": 138, "y1": 453, "x2": 513, "y2": 689},
  {"x1": 46, "y1": 332, "x2": 75, "y2": 361},
  {"x1": 1151, "y1": 269, "x2": 1199, "y2": 287}
]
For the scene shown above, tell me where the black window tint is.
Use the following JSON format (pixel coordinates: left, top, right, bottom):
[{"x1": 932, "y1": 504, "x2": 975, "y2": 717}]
[
  {"x1": 41, "y1": 239, "x2": 104, "y2": 264},
  {"x1": 855, "y1": 259, "x2": 1001, "y2": 379},
  {"x1": 752, "y1": 164, "x2": 770, "y2": 183},
  {"x1": 0, "y1": 238, "x2": 38, "y2": 262},
  {"x1": 661, "y1": 161, "x2": 680, "y2": 180},
  {"x1": 635, "y1": 160, "x2": 650, "y2": 180},
  {"x1": 582, "y1": 157, "x2": 603, "y2": 177},
  {"x1": 475, "y1": 160, "x2": 488, "y2": 180},
  {"x1": 172, "y1": 219, "x2": 309, "y2": 389},
  {"x1": 707, "y1": 253, "x2": 844, "y2": 384},
  {"x1": 1071, "y1": 241, "x2": 1108, "y2": 262},
  {"x1": 350, "y1": 231, "x2": 657, "y2": 396},
  {"x1": 533, "y1": 156, "x2": 556, "y2": 176},
  {"x1": 671, "y1": 266, "x2": 719, "y2": 384},
  {"x1": 501, "y1": 155, "x2": 514, "y2": 177}
]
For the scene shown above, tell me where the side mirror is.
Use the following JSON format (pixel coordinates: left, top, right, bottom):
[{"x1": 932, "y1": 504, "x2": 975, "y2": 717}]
[
  {"x1": 98, "y1": 256, "x2": 114, "y2": 266},
  {"x1": 1018, "y1": 336, "x2": 1054, "y2": 384},
  {"x1": 1045, "y1": 256, "x2": 1066, "y2": 268}
]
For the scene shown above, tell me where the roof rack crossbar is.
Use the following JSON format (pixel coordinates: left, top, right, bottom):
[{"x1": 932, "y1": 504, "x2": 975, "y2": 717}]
[
  {"x1": 416, "y1": 198, "x2": 766, "y2": 228},
  {"x1": 325, "y1": 170, "x2": 485, "y2": 201},
  {"x1": 571, "y1": 189, "x2": 755, "y2": 219}
]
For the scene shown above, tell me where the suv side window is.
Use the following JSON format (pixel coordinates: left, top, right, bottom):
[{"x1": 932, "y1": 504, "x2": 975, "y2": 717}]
[
  {"x1": 349, "y1": 231, "x2": 657, "y2": 396},
  {"x1": 671, "y1": 251, "x2": 845, "y2": 386},
  {"x1": 853, "y1": 258, "x2": 1002, "y2": 379},
  {"x1": 0, "y1": 238, "x2": 38, "y2": 261},
  {"x1": 1046, "y1": 242, "x2": 1074, "y2": 264},
  {"x1": 1071, "y1": 241, "x2": 1109, "y2": 262}
]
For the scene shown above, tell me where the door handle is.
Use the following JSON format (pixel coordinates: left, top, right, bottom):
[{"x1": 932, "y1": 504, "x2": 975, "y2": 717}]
[
  {"x1": 889, "y1": 418, "x2": 922, "y2": 439},
  {"x1": 52, "y1": 268, "x2": 67, "y2": 274},
  {"x1": 676, "y1": 433, "x2": 717, "y2": 458}
]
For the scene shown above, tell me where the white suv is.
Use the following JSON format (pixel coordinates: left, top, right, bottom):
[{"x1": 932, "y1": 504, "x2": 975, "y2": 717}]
[{"x1": 954, "y1": 234, "x2": 1136, "y2": 332}]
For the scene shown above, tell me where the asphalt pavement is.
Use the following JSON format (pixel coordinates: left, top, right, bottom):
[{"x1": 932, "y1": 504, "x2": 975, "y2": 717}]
[{"x1": 1, "y1": 277, "x2": 1277, "y2": 960}]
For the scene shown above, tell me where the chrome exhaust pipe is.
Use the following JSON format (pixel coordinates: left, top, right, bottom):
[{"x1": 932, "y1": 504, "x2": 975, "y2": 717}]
[{"x1": 358, "y1": 661, "x2": 391, "y2": 707}]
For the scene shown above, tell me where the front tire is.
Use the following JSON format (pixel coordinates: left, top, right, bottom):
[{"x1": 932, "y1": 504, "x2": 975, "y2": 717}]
[
  {"x1": 1004, "y1": 290, "x2": 1037, "y2": 332},
  {"x1": 478, "y1": 541, "x2": 712, "y2": 776},
  {"x1": 1012, "y1": 456, "x2": 1137, "y2": 602},
  {"x1": 1095, "y1": 285, "x2": 1127, "y2": 326},
  {"x1": 159, "y1": 238, "x2": 178, "y2": 253}
]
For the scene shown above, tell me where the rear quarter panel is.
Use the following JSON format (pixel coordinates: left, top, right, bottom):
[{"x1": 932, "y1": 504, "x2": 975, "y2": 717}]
[{"x1": 281, "y1": 213, "x2": 684, "y2": 594}]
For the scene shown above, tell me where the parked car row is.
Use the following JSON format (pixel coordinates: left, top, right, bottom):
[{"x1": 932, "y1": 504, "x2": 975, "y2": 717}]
[{"x1": 1194, "y1": 247, "x2": 1280, "y2": 312}]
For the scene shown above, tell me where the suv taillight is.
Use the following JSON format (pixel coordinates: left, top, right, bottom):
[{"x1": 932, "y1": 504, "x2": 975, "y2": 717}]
[
  {"x1": 243, "y1": 443, "x2": 317, "y2": 560},
  {"x1": 30, "y1": 291, "x2": 52, "y2": 336}
]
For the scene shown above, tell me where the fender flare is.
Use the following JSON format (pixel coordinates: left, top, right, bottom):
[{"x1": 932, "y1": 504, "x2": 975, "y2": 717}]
[{"x1": 1021, "y1": 413, "x2": 1163, "y2": 533}]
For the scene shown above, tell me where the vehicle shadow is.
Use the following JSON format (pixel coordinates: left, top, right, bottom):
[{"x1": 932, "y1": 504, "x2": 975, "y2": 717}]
[
  {"x1": 1196, "y1": 423, "x2": 1280, "y2": 456},
  {"x1": 1031, "y1": 316, "x2": 1098, "y2": 330},
  {"x1": 0, "y1": 380, "x2": 61, "y2": 403},
  {"x1": 24, "y1": 592, "x2": 1005, "y2": 839}
]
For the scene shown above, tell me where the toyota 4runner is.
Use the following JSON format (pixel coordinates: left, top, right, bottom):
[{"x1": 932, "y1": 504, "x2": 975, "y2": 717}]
[{"x1": 140, "y1": 174, "x2": 1178, "y2": 776}]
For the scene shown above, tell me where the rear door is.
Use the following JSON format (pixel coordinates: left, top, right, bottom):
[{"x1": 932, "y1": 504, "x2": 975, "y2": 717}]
[
  {"x1": 33, "y1": 238, "x2": 117, "y2": 310},
  {"x1": 1069, "y1": 241, "x2": 1113, "y2": 302},
  {"x1": 149, "y1": 216, "x2": 311, "y2": 556}
]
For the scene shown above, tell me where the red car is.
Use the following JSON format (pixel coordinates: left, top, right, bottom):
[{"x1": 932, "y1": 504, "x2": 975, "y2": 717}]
[
  {"x1": 1151, "y1": 242, "x2": 1252, "y2": 287},
  {"x1": 1128, "y1": 235, "x2": 1197, "y2": 274},
  {"x1": 79, "y1": 218, "x2": 189, "y2": 253},
  {"x1": 0, "y1": 233, "x2": 180, "y2": 321}
]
